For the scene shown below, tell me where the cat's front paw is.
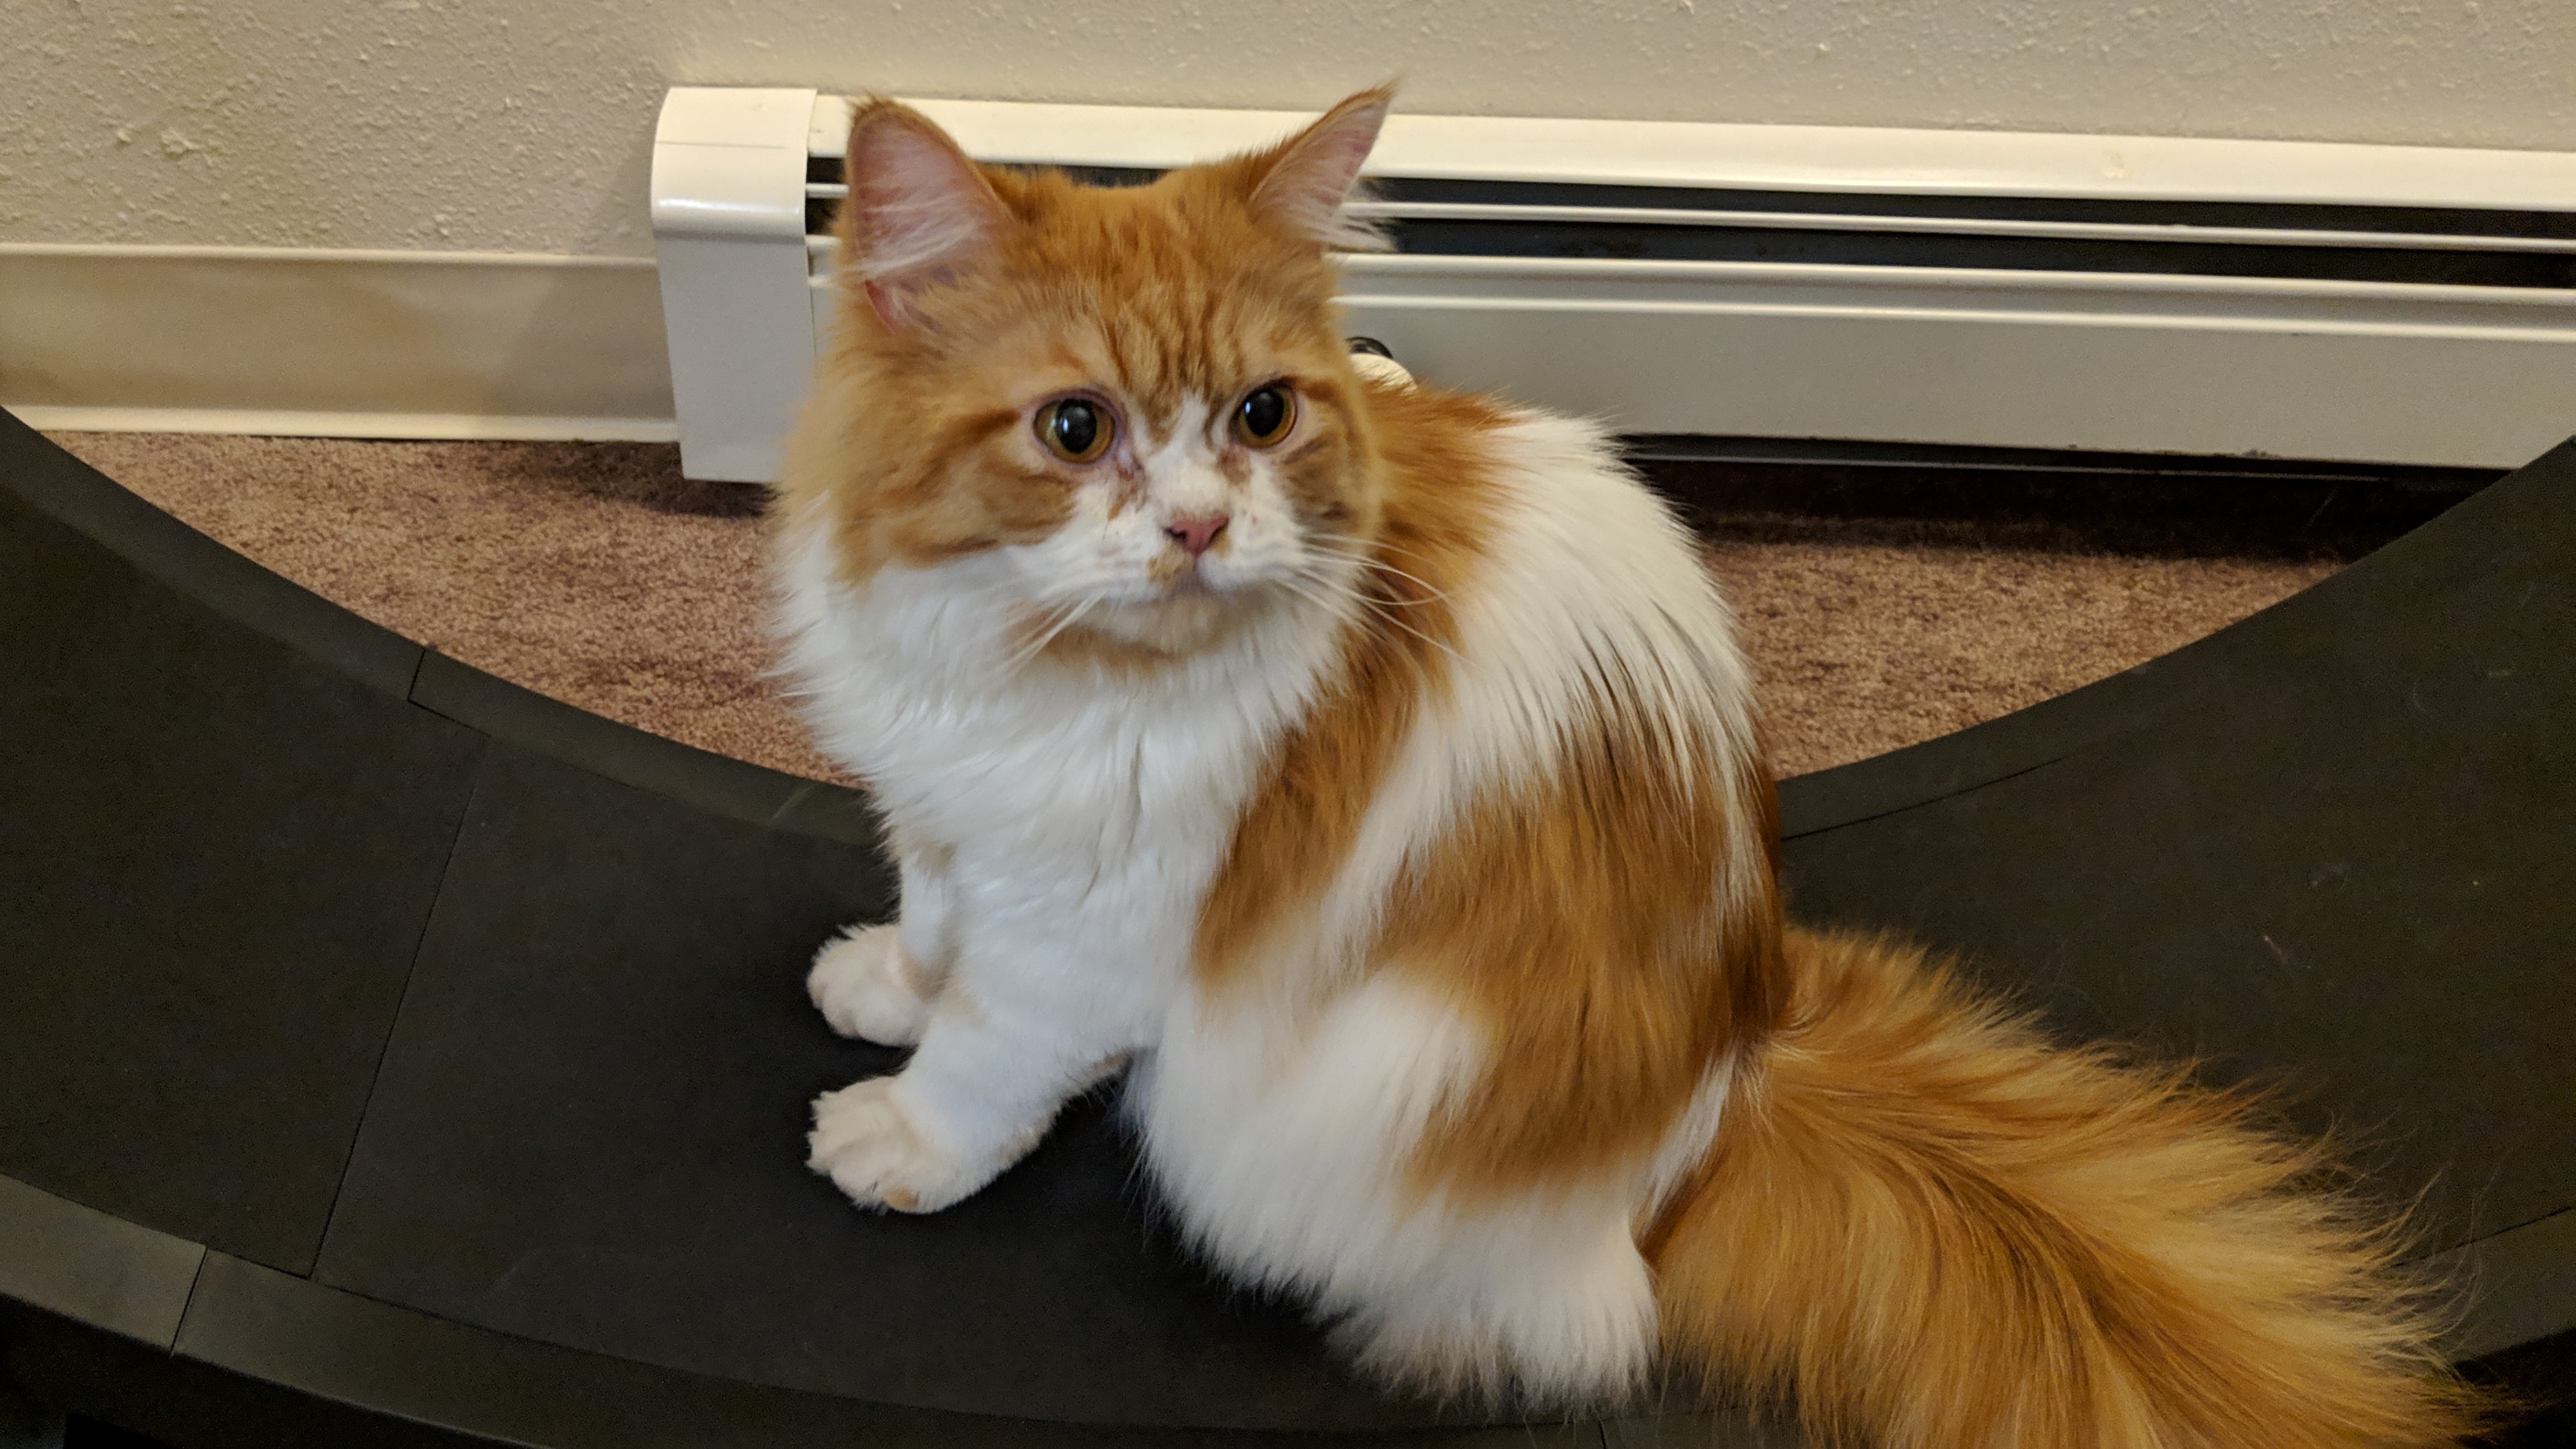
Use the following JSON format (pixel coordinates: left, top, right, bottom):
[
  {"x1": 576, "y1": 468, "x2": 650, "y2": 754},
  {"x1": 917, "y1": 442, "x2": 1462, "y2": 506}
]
[
  {"x1": 808, "y1": 924, "x2": 936, "y2": 1047},
  {"x1": 807, "y1": 1079, "x2": 979, "y2": 1213}
]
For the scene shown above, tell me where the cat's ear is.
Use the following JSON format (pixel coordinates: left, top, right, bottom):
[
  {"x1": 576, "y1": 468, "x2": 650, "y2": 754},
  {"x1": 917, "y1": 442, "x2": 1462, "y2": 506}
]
[
  {"x1": 838, "y1": 99, "x2": 1011, "y2": 331},
  {"x1": 1246, "y1": 87, "x2": 1395, "y2": 252}
]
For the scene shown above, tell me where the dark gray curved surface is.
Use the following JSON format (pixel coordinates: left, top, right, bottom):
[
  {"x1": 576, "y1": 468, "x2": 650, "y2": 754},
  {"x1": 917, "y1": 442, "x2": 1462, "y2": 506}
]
[{"x1": 1, "y1": 406, "x2": 2568, "y2": 1448}]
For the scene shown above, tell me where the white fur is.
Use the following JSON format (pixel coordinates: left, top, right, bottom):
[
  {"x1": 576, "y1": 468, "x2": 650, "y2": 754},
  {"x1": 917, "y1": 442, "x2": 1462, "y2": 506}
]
[
  {"x1": 808, "y1": 924, "x2": 934, "y2": 1047},
  {"x1": 1348, "y1": 351, "x2": 1414, "y2": 387},
  {"x1": 1138, "y1": 973, "x2": 1665, "y2": 1404},
  {"x1": 776, "y1": 403, "x2": 1758, "y2": 1403},
  {"x1": 809, "y1": 1076, "x2": 985, "y2": 1213},
  {"x1": 776, "y1": 392, "x2": 1362, "y2": 1211}
]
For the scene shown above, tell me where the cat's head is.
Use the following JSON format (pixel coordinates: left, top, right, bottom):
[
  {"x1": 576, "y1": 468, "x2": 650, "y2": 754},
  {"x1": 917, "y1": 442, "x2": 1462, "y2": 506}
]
[{"x1": 790, "y1": 88, "x2": 1397, "y2": 662}]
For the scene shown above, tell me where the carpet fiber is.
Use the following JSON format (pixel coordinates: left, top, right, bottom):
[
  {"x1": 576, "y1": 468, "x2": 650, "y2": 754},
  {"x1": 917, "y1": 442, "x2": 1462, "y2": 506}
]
[{"x1": 47, "y1": 432, "x2": 2447, "y2": 781}]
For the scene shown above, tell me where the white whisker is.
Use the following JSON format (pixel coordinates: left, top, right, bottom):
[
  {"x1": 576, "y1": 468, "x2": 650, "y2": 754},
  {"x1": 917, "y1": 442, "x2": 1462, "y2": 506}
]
[
  {"x1": 1269, "y1": 573, "x2": 1367, "y2": 626},
  {"x1": 1291, "y1": 564, "x2": 1465, "y2": 664},
  {"x1": 1302, "y1": 535, "x2": 1454, "y2": 604},
  {"x1": 999, "y1": 597, "x2": 1100, "y2": 675}
]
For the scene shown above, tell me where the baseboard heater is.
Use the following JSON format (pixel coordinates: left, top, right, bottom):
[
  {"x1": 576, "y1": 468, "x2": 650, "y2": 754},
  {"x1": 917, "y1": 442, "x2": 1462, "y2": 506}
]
[{"x1": 649, "y1": 86, "x2": 2576, "y2": 483}]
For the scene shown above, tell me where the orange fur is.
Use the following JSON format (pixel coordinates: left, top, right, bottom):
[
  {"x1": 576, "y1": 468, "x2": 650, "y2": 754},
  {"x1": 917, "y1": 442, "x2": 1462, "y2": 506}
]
[
  {"x1": 1385, "y1": 683, "x2": 1782, "y2": 1199},
  {"x1": 1195, "y1": 380, "x2": 1509, "y2": 986},
  {"x1": 1199, "y1": 377, "x2": 1782, "y2": 1199},
  {"x1": 779, "y1": 96, "x2": 1383, "y2": 602},
  {"x1": 1648, "y1": 926, "x2": 2482, "y2": 1447},
  {"x1": 792, "y1": 88, "x2": 2489, "y2": 1444}
]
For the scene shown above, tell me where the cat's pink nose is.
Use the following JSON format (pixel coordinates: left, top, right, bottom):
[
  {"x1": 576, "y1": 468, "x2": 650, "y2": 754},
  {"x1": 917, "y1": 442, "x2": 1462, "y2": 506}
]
[{"x1": 1164, "y1": 513, "x2": 1230, "y2": 557}]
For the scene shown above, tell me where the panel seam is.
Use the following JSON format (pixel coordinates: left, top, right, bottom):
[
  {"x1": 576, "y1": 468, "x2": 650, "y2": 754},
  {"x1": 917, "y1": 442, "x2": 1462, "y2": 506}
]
[{"x1": 302, "y1": 720, "x2": 492, "y2": 1282}]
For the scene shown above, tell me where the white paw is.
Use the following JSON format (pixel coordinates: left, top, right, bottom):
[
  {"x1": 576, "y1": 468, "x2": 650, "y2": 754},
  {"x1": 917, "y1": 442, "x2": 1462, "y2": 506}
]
[
  {"x1": 808, "y1": 924, "x2": 936, "y2": 1047},
  {"x1": 807, "y1": 1078, "x2": 979, "y2": 1213}
]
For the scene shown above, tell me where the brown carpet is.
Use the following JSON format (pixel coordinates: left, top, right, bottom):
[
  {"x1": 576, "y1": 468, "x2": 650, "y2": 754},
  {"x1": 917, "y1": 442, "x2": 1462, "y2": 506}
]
[
  {"x1": 44, "y1": 432, "x2": 2415, "y2": 781},
  {"x1": 1709, "y1": 532, "x2": 2331, "y2": 777},
  {"x1": 52, "y1": 433, "x2": 846, "y2": 785}
]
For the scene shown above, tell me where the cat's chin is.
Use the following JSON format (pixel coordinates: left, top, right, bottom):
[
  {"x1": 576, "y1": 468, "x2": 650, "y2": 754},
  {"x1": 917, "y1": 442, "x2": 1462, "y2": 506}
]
[{"x1": 1054, "y1": 582, "x2": 1286, "y2": 665}]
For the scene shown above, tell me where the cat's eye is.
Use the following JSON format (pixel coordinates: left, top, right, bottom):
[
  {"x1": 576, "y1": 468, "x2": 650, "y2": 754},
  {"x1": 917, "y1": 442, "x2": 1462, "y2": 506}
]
[
  {"x1": 1234, "y1": 384, "x2": 1297, "y2": 448},
  {"x1": 1035, "y1": 397, "x2": 1113, "y2": 463}
]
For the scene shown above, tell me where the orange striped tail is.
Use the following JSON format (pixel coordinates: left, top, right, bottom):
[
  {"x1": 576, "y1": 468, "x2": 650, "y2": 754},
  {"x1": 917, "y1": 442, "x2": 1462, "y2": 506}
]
[{"x1": 1649, "y1": 926, "x2": 2485, "y2": 1448}]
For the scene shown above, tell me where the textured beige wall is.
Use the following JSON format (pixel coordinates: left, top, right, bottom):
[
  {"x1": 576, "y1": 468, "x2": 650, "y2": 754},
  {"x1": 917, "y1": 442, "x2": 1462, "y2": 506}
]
[{"x1": 5, "y1": 0, "x2": 2573, "y2": 259}]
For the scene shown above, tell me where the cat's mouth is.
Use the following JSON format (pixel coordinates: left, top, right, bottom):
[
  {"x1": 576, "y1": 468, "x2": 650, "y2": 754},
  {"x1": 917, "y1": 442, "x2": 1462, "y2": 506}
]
[
  {"x1": 1061, "y1": 570, "x2": 1282, "y2": 659},
  {"x1": 1146, "y1": 548, "x2": 1223, "y2": 596}
]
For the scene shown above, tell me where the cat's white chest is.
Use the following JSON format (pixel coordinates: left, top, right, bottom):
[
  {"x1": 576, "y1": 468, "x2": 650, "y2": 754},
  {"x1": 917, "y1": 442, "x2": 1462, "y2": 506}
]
[
  {"x1": 775, "y1": 524, "x2": 1335, "y2": 873},
  {"x1": 864, "y1": 674, "x2": 1198, "y2": 857}
]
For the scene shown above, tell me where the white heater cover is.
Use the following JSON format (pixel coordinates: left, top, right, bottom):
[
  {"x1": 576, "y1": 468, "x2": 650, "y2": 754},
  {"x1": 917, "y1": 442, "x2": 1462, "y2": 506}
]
[{"x1": 652, "y1": 87, "x2": 2576, "y2": 481}]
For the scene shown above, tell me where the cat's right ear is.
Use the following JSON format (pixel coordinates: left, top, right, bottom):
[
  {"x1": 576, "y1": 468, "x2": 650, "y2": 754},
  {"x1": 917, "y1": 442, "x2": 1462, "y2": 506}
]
[
  {"x1": 1244, "y1": 86, "x2": 1396, "y2": 253},
  {"x1": 838, "y1": 100, "x2": 1010, "y2": 331}
]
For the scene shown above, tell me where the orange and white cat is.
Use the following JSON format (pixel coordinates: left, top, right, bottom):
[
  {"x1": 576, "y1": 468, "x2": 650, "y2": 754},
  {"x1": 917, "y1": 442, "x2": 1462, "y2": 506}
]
[{"x1": 770, "y1": 89, "x2": 2477, "y2": 1446}]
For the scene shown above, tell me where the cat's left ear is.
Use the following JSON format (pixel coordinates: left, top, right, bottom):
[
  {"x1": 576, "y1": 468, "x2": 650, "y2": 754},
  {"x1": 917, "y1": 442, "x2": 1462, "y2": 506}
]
[{"x1": 1246, "y1": 86, "x2": 1395, "y2": 252}]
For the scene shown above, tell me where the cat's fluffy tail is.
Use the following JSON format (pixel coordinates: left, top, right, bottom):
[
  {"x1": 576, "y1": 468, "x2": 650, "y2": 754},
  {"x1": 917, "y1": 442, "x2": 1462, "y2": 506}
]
[{"x1": 1647, "y1": 926, "x2": 2483, "y2": 1448}]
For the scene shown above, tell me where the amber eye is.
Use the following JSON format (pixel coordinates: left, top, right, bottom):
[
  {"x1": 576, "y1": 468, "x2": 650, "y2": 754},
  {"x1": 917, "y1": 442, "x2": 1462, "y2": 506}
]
[
  {"x1": 1035, "y1": 397, "x2": 1113, "y2": 463},
  {"x1": 1234, "y1": 384, "x2": 1296, "y2": 448}
]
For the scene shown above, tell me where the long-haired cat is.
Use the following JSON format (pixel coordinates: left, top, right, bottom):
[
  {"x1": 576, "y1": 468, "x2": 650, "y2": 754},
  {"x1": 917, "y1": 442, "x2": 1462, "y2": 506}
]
[{"x1": 770, "y1": 88, "x2": 2480, "y2": 1446}]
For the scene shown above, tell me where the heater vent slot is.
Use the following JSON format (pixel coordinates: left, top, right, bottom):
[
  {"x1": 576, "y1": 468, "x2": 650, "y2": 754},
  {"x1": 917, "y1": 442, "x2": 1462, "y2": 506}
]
[{"x1": 803, "y1": 154, "x2": 2576, "y2": 289}]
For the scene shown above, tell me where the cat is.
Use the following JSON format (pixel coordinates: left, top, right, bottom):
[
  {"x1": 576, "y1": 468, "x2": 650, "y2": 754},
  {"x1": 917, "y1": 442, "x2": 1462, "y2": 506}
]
[{"x1": 769, "y1": 87, "x2": 2480, "y2": 1446}]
